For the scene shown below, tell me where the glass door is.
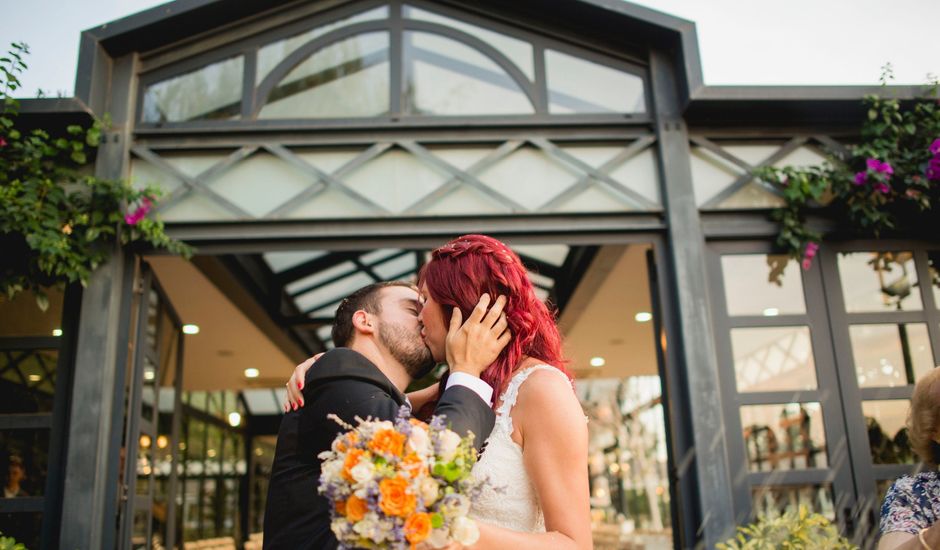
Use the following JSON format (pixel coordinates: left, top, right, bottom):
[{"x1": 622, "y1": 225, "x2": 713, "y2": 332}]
[
  {"x1": 708, "y1": 242, "x2": 940, "y2": 547},
  {"x1": 117, "y1": 262, "x2": 186, "y2": 550}
]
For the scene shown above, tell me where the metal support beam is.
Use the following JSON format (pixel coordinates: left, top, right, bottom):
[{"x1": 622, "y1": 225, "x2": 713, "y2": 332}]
[{"x1": 651, "y1": 49, "x2": 735, "y2": 547}]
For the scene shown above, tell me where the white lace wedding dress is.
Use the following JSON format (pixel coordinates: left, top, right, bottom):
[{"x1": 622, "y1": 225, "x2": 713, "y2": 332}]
[{"x1": 469, "y1": 364, "x2": 573, "y2": 532}]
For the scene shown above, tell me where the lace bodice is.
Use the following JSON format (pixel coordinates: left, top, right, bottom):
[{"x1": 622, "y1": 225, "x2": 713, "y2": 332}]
[{"x1": 469, "y1": 365, "x2": 572, "y2": 532}]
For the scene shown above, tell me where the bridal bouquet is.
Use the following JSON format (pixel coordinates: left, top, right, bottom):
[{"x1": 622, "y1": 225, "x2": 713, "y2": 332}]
[{"x1": 318, "y1": 409, "x2": 483, "y2": 549}]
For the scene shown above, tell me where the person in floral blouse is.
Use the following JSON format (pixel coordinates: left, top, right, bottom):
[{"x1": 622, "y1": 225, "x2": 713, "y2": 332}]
[{"x1": 879, "y1": 367, "x2": 940, "y2": 549}]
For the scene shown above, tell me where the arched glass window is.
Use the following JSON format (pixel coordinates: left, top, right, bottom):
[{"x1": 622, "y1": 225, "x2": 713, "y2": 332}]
[{"x1": 136, "y1": 2, "x2": 648, "y2": 125}]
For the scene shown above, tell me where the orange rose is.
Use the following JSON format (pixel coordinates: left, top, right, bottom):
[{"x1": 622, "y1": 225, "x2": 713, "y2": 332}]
[
  {"x1": 409, "y1": 418, "x2": 429, "y2": 429},
  {"x1": 369, "y1": 428, "x2": 406, "y2": 457},
  {"x1": 401, "y1": 453, "x2": 427, "y2": 479},
  {"x1": 335, "y1": 499, "x2": 347, "y2": 516},
  {"x1": 379, "y1": 477, "x2": 416, "y2": 517},
  {"x1": 342, "y1": 448, "x2": 366, "y2": 482},
  {"x1": 345, "y1": 494, "x2": 369, "y2": 522},
  {"x1": 404, "y1": 512, "x2": 432, "y2": 544}
]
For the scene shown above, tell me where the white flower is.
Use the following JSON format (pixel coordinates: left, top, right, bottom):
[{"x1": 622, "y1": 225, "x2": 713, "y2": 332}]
[
  {"x1": 419, "y1": 477, "x2": 439, "y2": 505},
  {"x1": 321, "y1": 459, "x2": 343, "y2": 480},
  {"x1": 449, "y1": 494, "x2": 471, "y2": 517},
  {"x1": 350, "y1": 460, "x2": 375, "y2": 484},
  {"x1": 452, "y1": 516, "x2": 480, "y2": 546},
  {"x1": 407, "y1": 426, "x2": 430, "y2": 456},
  {"x1": 425, "y1": 527, "x2": 451, "y2": 548},
  {"x1": 437, "y1": 429, "x2": 462, "y2": 462}
]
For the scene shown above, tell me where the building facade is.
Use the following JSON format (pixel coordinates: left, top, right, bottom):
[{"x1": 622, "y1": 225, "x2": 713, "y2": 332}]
[{"x1": 1, "y1": 1, "x2": 938, "y2": 549}]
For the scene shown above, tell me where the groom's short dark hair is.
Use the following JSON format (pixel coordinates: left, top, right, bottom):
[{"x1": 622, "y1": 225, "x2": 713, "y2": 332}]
[{"x1": 331, "y1": 281, "x2": 417, "y2": 347}]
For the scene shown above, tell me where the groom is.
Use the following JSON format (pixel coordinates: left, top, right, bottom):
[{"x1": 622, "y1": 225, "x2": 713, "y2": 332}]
[{"x1": 263, "y1": 281, "x2": 507, "y2": 550}]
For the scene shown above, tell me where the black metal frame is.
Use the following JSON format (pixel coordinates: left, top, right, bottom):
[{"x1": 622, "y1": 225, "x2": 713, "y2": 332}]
[{"x1": 133, "y1": 0, "x2": 653, "y2": 130}]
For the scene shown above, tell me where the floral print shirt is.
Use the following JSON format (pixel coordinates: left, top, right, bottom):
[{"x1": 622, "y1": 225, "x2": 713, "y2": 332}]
[{"x1": 881, "y1": 471, "x2": 940, "y2": 535}]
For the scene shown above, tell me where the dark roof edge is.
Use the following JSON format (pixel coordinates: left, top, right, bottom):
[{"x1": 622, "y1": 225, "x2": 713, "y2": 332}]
[
  {"x1": 691, "y1": 84, "x2": 933, "y2": 102},
  {"x1": 18, "y1": 97, "x2": 94, "y2": 116},
  {"x1": 81, "y1": 0, "x2": 218, "y2": 41}
]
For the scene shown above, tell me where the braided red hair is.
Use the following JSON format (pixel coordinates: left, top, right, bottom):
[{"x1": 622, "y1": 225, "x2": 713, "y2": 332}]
[{"x1": 418, "y1": 234, "x2": 570, "y2": 408}]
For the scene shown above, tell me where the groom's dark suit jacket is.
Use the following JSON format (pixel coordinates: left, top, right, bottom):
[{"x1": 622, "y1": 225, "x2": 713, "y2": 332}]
[{"x1": 262, "y1": 348, "x2": 495, "y2": 550}]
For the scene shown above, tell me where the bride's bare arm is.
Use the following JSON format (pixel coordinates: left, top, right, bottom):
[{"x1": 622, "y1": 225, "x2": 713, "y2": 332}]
[
  {"x1": 468, "y1": 370, "x2": 592, "y2": 550},
  {"x1": 407, "y1": 383, "x2": 440, "y2": 411}
]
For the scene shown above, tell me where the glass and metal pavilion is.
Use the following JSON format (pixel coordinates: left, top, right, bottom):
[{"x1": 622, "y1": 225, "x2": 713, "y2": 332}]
[{"x1": 7, "y1": 1, "x2": 939, "y2": 549}]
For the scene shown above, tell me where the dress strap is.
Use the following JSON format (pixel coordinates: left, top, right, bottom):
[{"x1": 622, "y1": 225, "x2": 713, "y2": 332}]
[{"x1": 495, "y1": 365, "x2": 571, "y2": 433}]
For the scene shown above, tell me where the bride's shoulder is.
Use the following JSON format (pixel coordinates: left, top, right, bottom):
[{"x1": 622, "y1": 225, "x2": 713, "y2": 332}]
[{"x1": 514, "y1": 366, "x2": 579, "y2": 413}]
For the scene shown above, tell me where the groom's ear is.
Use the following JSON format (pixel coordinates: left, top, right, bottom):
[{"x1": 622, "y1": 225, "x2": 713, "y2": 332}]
[{"x1": 351, "y1": 309, "x2": 376, "y2": 336}]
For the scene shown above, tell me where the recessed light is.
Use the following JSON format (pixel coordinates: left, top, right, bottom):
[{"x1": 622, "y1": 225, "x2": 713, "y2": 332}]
[
  {"x1": 182, "y1": 324, "x2": 200, "y2": 335},
  {"x1": 52, "y1": 328, "x2": 62, "y2": 337},
  {"x1": 228, "y1": 412, "x2": 242, "y2": 427},
  {"x1": 634, "y1": 312, "x2": 652, "y2": 323},
  {"x1": 244, "y1": 368, "x2": 260, "y2": 379},
  {"x1": 207, "y1": 449, "x2": 216, "y2": 458},
  {"x1": 763, "y1": 308, "x2": 780, "y2": 317},
  {"x1": 28, "y1": 374, "x2": 41, "y2": 382},
  {"x1": 156, "y1": 435, "x2": 169, "y2": 449},
  {"x1": 590, "y1": 357, "x2": 606, "y2": 367},
  {"x1": 143, "y1": 369, "x2": 155, "y2": 381}
]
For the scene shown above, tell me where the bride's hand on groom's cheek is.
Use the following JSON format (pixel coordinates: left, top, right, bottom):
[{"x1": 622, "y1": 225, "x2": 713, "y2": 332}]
[
  {"x1": 446, "y1": 293, "x2": 512, "y2": 378},
  {"x1": 283, "y1": 352, "x2": 325, "y2": 412}
]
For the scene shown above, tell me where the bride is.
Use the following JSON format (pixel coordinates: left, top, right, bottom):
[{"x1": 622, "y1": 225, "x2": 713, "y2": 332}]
[{"x1": 286, "y1": 234, "x2": 592, "y2": 549}]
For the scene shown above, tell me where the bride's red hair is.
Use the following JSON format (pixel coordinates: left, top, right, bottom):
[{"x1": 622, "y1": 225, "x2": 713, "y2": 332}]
[{"x1": 418, "y1": 234, "x2": 570, "y2": 404}]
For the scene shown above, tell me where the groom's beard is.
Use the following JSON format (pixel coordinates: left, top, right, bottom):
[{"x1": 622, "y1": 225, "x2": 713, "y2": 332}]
[{"x1": 377, "y1": 322, "x2": 435, "y2": 380}]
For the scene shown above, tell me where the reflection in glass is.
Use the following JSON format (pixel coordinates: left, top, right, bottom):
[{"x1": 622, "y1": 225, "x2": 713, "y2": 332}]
[
  {"x1": 404, "y1": 32, "x2": 533, "y2": 115},
  {"x1": 740, "y1": 403, "x2": 827, "y2": 471},
  {"x1": 862, "y1": 400, "x2": 914, "y2": 464},
  {"x1": 752, "y1": 484, "x2": 835, "y2": 520},
  {"x1": 850, "y1": 324, "x2": 934, "y2": 387},
  {"x1": 721, "y1": 254, "x2": 806, "y2": 317},
  {"x1": 0, "y1": 287, "x2": 64, "y2": 337},
  {"x1": 257, "y1": 6, "x2": 389, "y2": 84},
  {"x1": 731, "y1": 327, "x2": 818, "y2": 393},
  {"x1": 0, "y1": 429, "x2": 50, "y2": 497},
  {"x1": 0, "y1": 349, "x2": 58, "y2": 413},
  {"x1": 259, "y1": 33, "x2": 390, "y2": 119},
  {"x1": 577, "y1": 376, "x2": 672, "y2": 547},
  {"x1": 404, "y1": 6, "x2": 535, "y2": 79},
  {"x1": 929, "y1": 251, "x2": 940, "y2": 308},
  {"x1": 142, "y1": 56, "x2": 244, "y2": 123},
  {"x1": 838, "y1": 252, "x2": 922, "y2": 312},
  {"x1": 546, "y1": 50, "x2": 645, "y2": 114}
]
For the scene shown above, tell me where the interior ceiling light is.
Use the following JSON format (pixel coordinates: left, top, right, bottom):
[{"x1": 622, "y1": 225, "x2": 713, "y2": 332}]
[
  {"x1": 228, "y1": 412, "x2": 242, "y2": 427},
  {"x1": 590, "y1": 357, "x2": 606, "y2": 367},
  {"x1": 634, "y1": 312, "x2": 652, "y2": 323},
  {"x1": 52, "y1": 328, "x2": 62, "y2": 337},
  {"x1": 182, "y1": 324, "x2": 200, "y2": 335},
  {"x1": 244, "y1": 368, "x2": 260, "y2": 379},
  {"x1": 763, "y1": 308, "x2": 780, "y2": 317}
]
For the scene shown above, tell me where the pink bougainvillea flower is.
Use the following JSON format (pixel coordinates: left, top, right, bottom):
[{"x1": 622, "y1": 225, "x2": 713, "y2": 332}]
[
  {"x1": 801, "y1": 242, "x2": 819, "y2": 271},
  {"x1": 853, "y1": 172, "x2": 867, "y2": 185},
  {"x1": 124, "y1": 196, "x2": 153, "y2": 226},
  {"x1": 874, "y1": 181, "x2": 891, "y2": 194},
  {"x1": 927, "y1": 157, "x2": 940, "y2": 181},
  {"x1": 865, "y1": 157, "x2": 893, "y2": 176},
  {"x1": 929, "y1": 138, "x2": 940, "y2": 155},
  {"x1": 0, "y1": 136, "x2": 7, "y2": 147}
]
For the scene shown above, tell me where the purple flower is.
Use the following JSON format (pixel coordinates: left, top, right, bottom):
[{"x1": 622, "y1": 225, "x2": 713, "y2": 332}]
[
  {"x1": 866, "y1": 158, "x2": 881, "y2": 171},
  {"x1": 926, "y1": 157, "x2": 940, "y2": 181},
  {"x1": 124, "y1": 196, "x2": 153, "y2": 226},
  {"x1": 874, "y1": 181, "x2": 891, "y2": 194},
  {"x1": 854, "y1": 172, "x2": 867, "y2": 185},
  {"x1": 930, "y1": 138, "x2": 940, "y2": 155},
  {"x1": 0, "y1": 136, "x2": 7, "y2": 148}
]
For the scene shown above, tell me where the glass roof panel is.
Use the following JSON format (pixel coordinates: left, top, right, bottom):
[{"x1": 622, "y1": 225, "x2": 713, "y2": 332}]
[
  {"x1": 263, "y1": 251, "x2": 328, "y2": 273},
  {"x1": 143, "y1": 56, "x2": 244, "y2": 123},
  {"x1": 294, "y1": 271, "x2": 376, "y2": 312},
  {"x1": 286, "y1": 261, "x2": 357, "y2": 295},
  {"x1": 546, "y1": 50, "x2": 645, "y2": 114}
]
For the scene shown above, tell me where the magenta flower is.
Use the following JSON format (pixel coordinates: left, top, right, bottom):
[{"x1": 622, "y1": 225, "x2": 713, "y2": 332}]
[
  {"x1": 927, "y1": 157, "x2": 940, "y2": 181},
  {"x1": 930, "y1": 138, "x2": 940, "y2": 155},
  {"x1": 801, "y1": 242, "x2": 819, "y2": 271},
  {"x1": 865, "y1": 158, "x2": 893, "y2": 176},
  {"x1": 853, "y1": 172, "x2": 867, "y2": 185},
  {"x1": 0, "y1": 136, "x2": 7, "y2": 148},
  {"x1": 124, "y1": 196, "x2": 153, "y2": 226},
  {"x1": 874, "y1": 181, "x2": 891, "y2": 194}
]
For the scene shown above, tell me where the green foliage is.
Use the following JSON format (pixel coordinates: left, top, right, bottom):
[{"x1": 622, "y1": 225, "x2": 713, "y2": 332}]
[
  {"x1": 0, "y1": 531, "x2": 26, "y2": 550},
  {"x1": 0, "y1": 42, "x2": 193, "y2": 309},
  {"x1": 716, "y1": 506, "x2": 857, "y2": 550},
  {"x1": 757, "y1": 65, "x2": 940, "y2": 282}
]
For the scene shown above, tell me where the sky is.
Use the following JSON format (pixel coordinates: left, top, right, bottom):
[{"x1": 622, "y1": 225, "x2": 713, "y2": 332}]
[{"x1": 1, "y1": 0, "x2": 938, "y2": 97}]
